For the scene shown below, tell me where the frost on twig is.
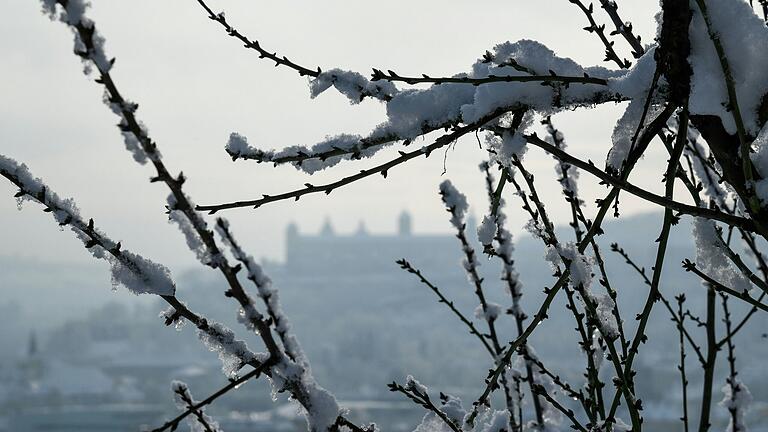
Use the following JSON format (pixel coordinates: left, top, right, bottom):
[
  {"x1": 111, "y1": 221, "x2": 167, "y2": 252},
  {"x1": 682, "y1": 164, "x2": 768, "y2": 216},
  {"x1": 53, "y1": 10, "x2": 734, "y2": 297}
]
[{"x1": 545, "y1": 242, "x2": 619, "y2": 340}]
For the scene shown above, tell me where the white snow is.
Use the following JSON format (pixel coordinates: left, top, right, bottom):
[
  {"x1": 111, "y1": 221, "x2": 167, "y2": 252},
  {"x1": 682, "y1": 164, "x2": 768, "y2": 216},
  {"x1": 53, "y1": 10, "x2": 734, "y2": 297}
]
[
  {"x1": 109, "y1": 249, "x2": 176, "y2": 297},
  {"x1": 688, "y1": 0, "x2": 768, "y2": 135},
  {"x1": 227, "y1": 132, "x2": 371, "y2": 174},
  {"x1": 440, "y1": 394, "x2": 466, "y2": 426},
  {"x1": 384, "y1": 83, "x2": 476, "y2": 138},
  {"x1": 545, "y1": 243, "x2": 593, "y2": 290},
  {"x1": 310, "y1": 68, "x2": 398, "y2": 103},
  {"x1": 607, "y1": 46, "x2": 658, "y2": 100},
  {"x1": 477, "y1": 215, "x2": 497, "y2": 246},
  {"x1": 42, "y1": 0, "x2": 112, "y2": 75},
  {"x1": 474, "y1": 303, "x2": 503, "y2": 322},
  {"x1": 607, "y1": 98, "x2": 663, "y2": 171},
  {"x1": 545, "y1": 242, "x2": 619, "y2": 338},
  {"x1": 719, "y1": 378, "x2": 752, "y2": 432},
  {"x1": 461, "y1": 40, "x2": 618, "y2": 124},
  {"x1": 405, "y1": 375, "x2": 429, "y2": 395},
  {"x1": 477, "y1": 410, "x2": 509, "y2": 432},
  {"x1": 269, "y1": 358, "x2": 340, "y2": 432},
  {"x1": 487, "y1": 127, "x2": 529, "y2": 169},
  {"x1": 692, "y1": 217, "x2": 751, "y2": 293},
  {"x1": 439, "y1": 180, "x2": 469, "y2": 229},
  {"x1": 686, "y1": 126, "x2": 730, "y2": 206}
]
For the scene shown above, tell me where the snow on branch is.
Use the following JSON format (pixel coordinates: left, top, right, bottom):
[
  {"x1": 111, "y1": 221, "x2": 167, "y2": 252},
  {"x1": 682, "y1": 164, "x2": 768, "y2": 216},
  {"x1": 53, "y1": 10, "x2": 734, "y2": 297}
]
[
  {"x1": 691, "y1": 218, "x2": 752, "y2": 294},
  {"x1": 222, "y1": 39, "x2": 650, "y2": 178},
  {"x1": 225, "y1": 130, "x2": 405, "y2": 175},
  {"x1": 0, "y1": 154, "x2": 174, "y2": 297},
  {"x1": 439, "y1": 180, "x2": 469, "y2": 230},
  {"x1": 0, "y1": 154, "x2": 272, "y2": 380},
  {"x1": 479, "y1": 163, "x2": 525, "y2": 318},
  {"x1": 720, "y1": 379, "x2": 753, "y2": 432},
  {"x1": 388, "y1": 377, "x2": 462, "y2": 432},
  {"x1": 370, "y1": 69, "x2": 609, "y2": 86},
  {"x1": 151, "y1": 366, "x2": 270, "y2": 432}
]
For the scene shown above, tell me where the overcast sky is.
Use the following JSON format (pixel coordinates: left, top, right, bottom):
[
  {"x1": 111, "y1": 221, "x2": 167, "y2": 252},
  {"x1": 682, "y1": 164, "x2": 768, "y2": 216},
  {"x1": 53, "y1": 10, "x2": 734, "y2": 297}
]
[{"x1": 0, "y1": 0, "x2": 668, "y2": 274}]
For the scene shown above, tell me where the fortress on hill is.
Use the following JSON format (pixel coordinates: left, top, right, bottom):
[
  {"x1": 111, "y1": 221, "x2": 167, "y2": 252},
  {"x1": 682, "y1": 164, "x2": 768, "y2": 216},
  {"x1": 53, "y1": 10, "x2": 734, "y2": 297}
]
[{"x1": 283, "y1": 211, "x2": 477, "y2": 276}]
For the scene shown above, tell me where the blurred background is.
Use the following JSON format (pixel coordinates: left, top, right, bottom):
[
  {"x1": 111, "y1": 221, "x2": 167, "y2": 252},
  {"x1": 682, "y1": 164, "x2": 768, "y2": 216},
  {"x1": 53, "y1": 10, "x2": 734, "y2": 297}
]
[{"x1": 0, "y1": 1, "x2": 766, "y2": 431}]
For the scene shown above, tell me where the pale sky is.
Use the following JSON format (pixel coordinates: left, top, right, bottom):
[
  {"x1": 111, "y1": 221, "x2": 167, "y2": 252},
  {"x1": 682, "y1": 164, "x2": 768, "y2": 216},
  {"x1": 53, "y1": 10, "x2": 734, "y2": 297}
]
[{"x1": 0, "y1": 0, "x2": 667, "y2": 274}]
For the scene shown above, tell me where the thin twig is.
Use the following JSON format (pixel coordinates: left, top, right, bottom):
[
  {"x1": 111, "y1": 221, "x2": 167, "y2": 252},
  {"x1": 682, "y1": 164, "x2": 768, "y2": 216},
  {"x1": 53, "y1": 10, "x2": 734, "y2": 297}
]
[
  {"x1": 396, "y1": 259, "x2": 495, "y2": 356},
  {"x1": 370, "y1": 69, "x2": 608, "y2": 86},
  {"x1": 194, "y1": 0, "x2": 319, "y2": 78}
]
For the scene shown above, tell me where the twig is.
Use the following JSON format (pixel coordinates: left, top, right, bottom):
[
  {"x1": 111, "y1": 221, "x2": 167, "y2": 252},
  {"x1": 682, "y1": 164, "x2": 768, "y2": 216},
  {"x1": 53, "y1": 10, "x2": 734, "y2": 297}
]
[
  {"x1": 599, "y1": 0, "x2": 645, "y2": 59},
  {"x1": 509, "y1": 157, "x2": 606, "y2": 421},
  {"x1": 388, "y1": 380, "x2": 461, "y2": 432},
  {"x1": 720, "y1": 293, "x2": 743, "y2": 432},
  {"x1": 531, "y1": 384, "x2": 589, "y2": 432},
  {"x1": 568, "y1": 0, "x2": 631, "y2": 68},
  {"x1": 0, "y1": 165, "x2": 268, "y2": 371},
  {"x1": 151, "y1": 365, "x2": 269, "y2": 432},
  {"x1": 698, "y1": 282, "x2": 718, "y2": 432},
  {"x1": 194, "y1": 0, "x2": 319, "y2": 77}
]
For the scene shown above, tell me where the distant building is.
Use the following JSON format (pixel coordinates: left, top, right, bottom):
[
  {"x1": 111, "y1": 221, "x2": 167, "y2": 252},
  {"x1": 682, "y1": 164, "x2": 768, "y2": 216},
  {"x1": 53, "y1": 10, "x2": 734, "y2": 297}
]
[{"x1": 284, "y1": 211, "x2": 472, "y2": 276}]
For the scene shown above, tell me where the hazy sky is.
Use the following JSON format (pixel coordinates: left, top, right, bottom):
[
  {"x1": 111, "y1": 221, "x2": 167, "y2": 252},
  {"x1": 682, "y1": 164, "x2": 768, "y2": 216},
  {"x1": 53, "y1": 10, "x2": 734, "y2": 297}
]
[{"x1": 0, "y1": 0, "x2": 668, "y2": 274}]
